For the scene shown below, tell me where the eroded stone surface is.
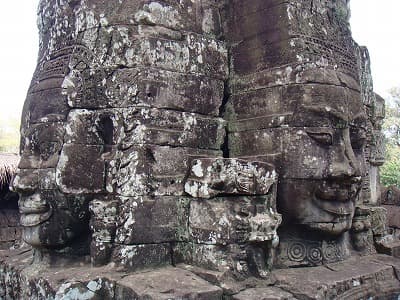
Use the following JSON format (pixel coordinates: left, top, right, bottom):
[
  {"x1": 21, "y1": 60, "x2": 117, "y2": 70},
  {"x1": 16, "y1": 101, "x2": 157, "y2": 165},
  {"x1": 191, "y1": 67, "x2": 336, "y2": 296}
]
[
  {"x1": 233, "y1": 287, "x2": 297, "y2": 300},
  {"x1": 184, "y1": 158, "x2": 276, "y2": 199},
  {"x1": 5, "y1": 0, "x2": 399, "y2": 298},
  {"x1": 1, "y1": 249, "x2": 399, "y2": 299},
  {"x1": 273, "y1": 255, "x2": 400, "y2": 299}
]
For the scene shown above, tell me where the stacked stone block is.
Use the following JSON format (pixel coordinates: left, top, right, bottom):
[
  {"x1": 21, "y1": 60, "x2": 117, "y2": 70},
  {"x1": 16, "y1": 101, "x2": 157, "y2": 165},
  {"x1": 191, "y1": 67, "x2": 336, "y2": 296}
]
[
  {"x1": 180, "y1": 158, "x2": 281, "y2": 279},
  {"x1": 224, "y1": 0, "x2": 359, "y2": 161},
  {"x1": 357, "y1": 46, "x2": 386, "y2": 205},
  {"x1": 48, "y1": 0, "x2": 229, "y2": 267}
]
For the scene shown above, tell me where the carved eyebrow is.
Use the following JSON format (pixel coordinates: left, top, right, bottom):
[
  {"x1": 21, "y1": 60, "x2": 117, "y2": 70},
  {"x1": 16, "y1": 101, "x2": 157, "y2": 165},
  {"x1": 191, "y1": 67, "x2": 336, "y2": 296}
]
[
  {"x1": 351, "y1": 112, "x2": 368, "y2": 123},
  {"x1": 302, "y1": 105, "x2": 348, "y2": 122}
]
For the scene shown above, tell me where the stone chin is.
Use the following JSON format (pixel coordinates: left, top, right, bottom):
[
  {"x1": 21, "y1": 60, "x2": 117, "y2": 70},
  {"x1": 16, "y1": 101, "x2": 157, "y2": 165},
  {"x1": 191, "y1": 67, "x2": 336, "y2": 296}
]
[
  {"x1": 19, "y1": 194, "x2": 82, "y2": 249},
  {"x1": 21, "y1": 221, "x2": 77, "y2": 249},
  {"x1": 22, "y1": 226, "x2": 44, "y2": 248},
  {"x1": 305, "y1": 218, "x2": 354, "y2": 236},
  {"x1": 278, "y1": 179, "x2": 360, "y2": 236}
]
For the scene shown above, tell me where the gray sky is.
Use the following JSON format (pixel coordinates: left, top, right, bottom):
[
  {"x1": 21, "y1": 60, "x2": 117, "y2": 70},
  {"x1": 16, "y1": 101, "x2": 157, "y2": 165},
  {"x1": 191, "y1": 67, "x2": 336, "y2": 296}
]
[
  {"x1": 0, "y1": 1, "x2": 399, "y2": 121},
  {"x1": 350, "y1": 0, "x2": 400, "y2": 98},
  {"x1": 0, "y1": 1, "x2": 39, "y2": 121}
]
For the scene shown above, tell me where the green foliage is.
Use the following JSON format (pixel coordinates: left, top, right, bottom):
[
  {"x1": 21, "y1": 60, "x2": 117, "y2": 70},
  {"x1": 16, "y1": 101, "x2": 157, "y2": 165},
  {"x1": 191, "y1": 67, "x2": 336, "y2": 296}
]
[
  {"x1": 0, "y1": 117, "x2": 20, "y2": 153},
  {"x1": 380, "y1": 87, "x2": 400, "y2": 188},
  {"x1": 380, "y1": 145, "x2": 400, "y2": 187}
]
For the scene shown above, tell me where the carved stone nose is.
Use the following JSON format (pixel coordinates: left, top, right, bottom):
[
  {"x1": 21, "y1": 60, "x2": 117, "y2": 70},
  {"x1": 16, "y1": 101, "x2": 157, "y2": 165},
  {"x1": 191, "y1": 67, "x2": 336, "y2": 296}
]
[{"x1": 11, "y1": 169, "x2": 38, "y2": 193}]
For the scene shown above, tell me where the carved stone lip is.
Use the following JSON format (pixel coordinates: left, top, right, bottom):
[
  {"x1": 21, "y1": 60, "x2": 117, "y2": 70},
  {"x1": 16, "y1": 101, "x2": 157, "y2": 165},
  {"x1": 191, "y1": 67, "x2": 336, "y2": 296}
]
[
  {"x1": 312, "y1": 195, "x2": 355, "y2": 216},
  {"x1": 20, "y1": 210, "x2": 53, "y2": 227},
  {"x1": 19, "y1": 205, "x2": 49, "y2": 214},
  {"x1": 19, "y1": 195, "x2": 53, "y2": 227},
  {"x1": 19, "y1": 196, "x2": 49, "y2": 214}
]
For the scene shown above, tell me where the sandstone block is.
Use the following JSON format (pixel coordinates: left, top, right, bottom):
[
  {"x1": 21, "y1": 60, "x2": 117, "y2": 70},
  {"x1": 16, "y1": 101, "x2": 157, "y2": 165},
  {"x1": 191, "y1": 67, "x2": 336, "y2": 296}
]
[
  {"x1": 65, "y1": 67, "x2": 224, "y2": 115},
  {"x1": 75, "y1": 26, "x2": 228, "y2": 78},
  {"x1": 120, "y1": 107, "x2": 225, "y2": 150},
  {"x1": 18, "y1": 122, "x2": 65, "y2": 170},
  {"x1": 109, "y1": 145, "x2": 221, "y2": 196},
  {"x1": 56, "y1": 144, "x2": 106, "y2": 194},
  {"x1": 112, "y1": 243, "x2": 171, "y2": 271},
  {"x1": 189, "y1": 196, "x2": 281, "y2": 245},
  {"x1": 116, "y1": 267, "x2": 223, "y2": 300},
  {"x1": 73, "y1": 0, "x2": 223, "y2": 36},
  {"x1": 115, "y1": 196, "x2": 189, "y2": 244},
  {"x1": 184, "y1": 158, "x2": 276, "y2": 199}
]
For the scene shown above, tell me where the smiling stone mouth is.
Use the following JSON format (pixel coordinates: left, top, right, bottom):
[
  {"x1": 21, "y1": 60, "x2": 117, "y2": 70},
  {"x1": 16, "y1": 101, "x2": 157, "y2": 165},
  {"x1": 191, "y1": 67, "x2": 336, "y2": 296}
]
[
  {"x1": 314, "y1": 198, "x2": 354, "y2": 216},
  {"x1": 20, "y1": 209, "x2": 53, "y2": 227},
  {"x1": 19, "y1": 197, "x2": 53, "y2": 227},
  {"x1": 313, "y1": 193, "x2": 355, "y2": 216},
  {"x1": 312, "y1": 183, "x2": 360, "y2": 216}
]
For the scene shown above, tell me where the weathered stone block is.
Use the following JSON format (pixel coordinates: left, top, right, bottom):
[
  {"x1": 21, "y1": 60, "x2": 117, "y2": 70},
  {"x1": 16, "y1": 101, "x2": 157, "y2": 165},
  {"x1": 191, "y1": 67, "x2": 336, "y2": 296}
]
[
  {"x1": 383, "y1": 205, "x2": 400, "y2": 229},
  {"x1": 0, "y1": 210, "x2": 19, "y2": 227},
  {"x1": 122, "y1": 68, "x2": 224, "y2": 116},
  {"x1": 0, "y1": 227, "x2": 21, "y2": 243},
  {"x1": 64, "y1": 109, "x2": 122, "y2": 146},
  {"x1": 56, "y1": 144, "x2": 106, "y2": 194},
  {"x1": 228, "y1": 84, "x2": 361, "y2": 125},
  {"x1": 109, "y1": 145, "x2": 221, "y2": 196},
  {"x1": 173, "y1": 242, "x2": 242, "y2": 274},
  {"x1": 115, "y1": 196, "x2": 189, "y2": 244},
  {"x1": 120, "y1": 107, "x2": 225, "y2": 150},
  {"x1": 189, "y1": 196, "x2": 281, "y2": 245},
  {"x1": 174, "y1": 242, "x2": 275, "y2": 279},
  {"x1": 89, "y1": 198, "x2": 119, "y2": 264},
  {"x1": 368, "y1": 206, "x2": 388, "y2": 237},
  {"x1": 184, "y1": 158, "x2": 276, "y2": 198},
  {"x1": 18, "y1": 122, "x2": 65, "y2": 170},
  {"x1": 0, "y1": 248, "x2": 225, "y2": 300},
  {"x1": 67, "y1": 67, "x2": 224, "y2": 115},
  {"x1": 26, "y1": 88, "x2": 69, "y2": 123},
  {"x1": 232, "y1": 287, "x2": 296, "y2": 300},
  {"x1": 273, "y1": 255, "x2": 400, "y2": 299},
  {"x1": 112, "y1": 243, "x2": 171, "y2": 271},
  {"x1": 73, "y1": 0, "x2": 223, "y2": 37},
  {"x1": 75, "y1": 26, "x2": 228, "y2": 78},
  {"x1": 225, "y1": 0, "x2": 358, "y2": 87},
  {"x1": 229, "y1": 66, "x2": 359, "y2": 95},
  {"x1": 116, "y1": 267, "x2": 223, "y2": 300},
  {"x1": 225, "y1": 0, "x2": 288, "y2": 43}
]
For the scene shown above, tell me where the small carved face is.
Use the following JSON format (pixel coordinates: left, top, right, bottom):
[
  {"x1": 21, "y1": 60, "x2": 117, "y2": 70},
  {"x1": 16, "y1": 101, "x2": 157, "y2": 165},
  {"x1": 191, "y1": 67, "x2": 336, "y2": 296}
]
[{"x1": 276, "y1": 85, "x2": 367, "y2": 235}]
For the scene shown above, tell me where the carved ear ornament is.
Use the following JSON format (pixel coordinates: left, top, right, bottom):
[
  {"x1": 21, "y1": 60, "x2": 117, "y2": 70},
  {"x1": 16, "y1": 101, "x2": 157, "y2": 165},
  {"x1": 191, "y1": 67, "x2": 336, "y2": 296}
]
[{"x1": 306, "y1": 130, "x2": 333, "y2": 146}]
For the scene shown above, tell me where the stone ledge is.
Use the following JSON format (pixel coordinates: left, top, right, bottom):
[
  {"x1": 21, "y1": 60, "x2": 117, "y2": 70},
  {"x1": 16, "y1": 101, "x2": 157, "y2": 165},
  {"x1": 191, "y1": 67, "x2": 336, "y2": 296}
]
[{"x1": 1, "y1": 249, "x2": 400, "y2": 299}]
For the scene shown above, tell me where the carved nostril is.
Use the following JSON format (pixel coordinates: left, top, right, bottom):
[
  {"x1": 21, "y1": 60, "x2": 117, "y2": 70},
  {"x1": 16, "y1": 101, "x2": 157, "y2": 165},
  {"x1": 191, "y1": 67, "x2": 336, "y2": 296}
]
[{"x1": 10, "y1": 169, "x2": 38, "y2": 194}]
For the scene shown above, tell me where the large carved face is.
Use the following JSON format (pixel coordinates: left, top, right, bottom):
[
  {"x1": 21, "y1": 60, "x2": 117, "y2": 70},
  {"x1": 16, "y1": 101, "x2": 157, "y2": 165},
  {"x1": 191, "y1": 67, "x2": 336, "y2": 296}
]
[
  {"x1": 229, "y1": 82, "x2": 367, "y2": 236},
  {"x1": 12, "y1": 113, "x2": 91, "y2": 248},
  {"x1": 11, "y1": 52, "x2": 98, "y2": 249},
  {"x1": 274, "y1": 84, "x2": 367, "y2": 235}
]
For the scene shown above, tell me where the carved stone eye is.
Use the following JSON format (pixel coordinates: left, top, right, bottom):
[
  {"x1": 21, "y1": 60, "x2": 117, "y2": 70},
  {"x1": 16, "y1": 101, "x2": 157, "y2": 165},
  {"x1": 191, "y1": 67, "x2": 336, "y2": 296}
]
[{"x1": 306, "y1": 131, "x2": 333, "y2": 146}]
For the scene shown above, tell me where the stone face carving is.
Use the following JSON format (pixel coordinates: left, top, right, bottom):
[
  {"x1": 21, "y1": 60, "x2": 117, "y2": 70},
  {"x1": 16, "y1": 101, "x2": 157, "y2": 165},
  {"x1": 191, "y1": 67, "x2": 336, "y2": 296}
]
[
  {"x1": 4, "y1": 0, "x2": 400, "y2": 299},
  {"x1": 224, "y1": 0, "x2": 371, "y2": 268},
  {"x1": 12, "y1": 50, "x2": 92, "y2": 252}
]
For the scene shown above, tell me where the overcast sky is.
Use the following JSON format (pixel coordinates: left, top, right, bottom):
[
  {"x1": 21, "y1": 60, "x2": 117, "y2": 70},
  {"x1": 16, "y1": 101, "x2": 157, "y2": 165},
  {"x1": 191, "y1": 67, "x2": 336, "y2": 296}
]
[{"x1": 0, "y1": 1, "x2": 399, "y2": 121}]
